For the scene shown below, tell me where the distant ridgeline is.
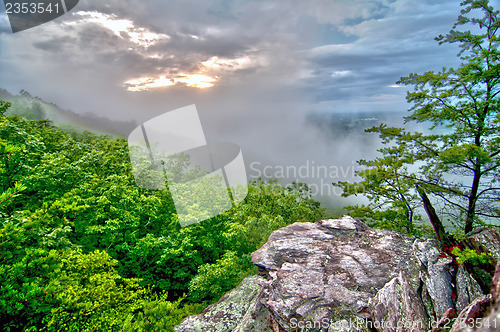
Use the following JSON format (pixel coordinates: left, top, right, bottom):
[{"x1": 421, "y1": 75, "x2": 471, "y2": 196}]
[{"x1": 0, "y1": 88, "x2": 137, "y2": 137}]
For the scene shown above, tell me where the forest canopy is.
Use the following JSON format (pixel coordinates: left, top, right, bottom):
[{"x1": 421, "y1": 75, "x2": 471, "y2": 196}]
[{"x1": 0, "y1": 101, "x2": 324, "y2": 331}]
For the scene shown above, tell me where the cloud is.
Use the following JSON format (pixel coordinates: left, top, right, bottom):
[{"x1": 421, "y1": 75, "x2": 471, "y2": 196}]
[
  {"x1": 298, "y1": 0, "x2": 462, "y2": 113},
  {"x1": 0, "y1": 1, "x2": 12, "y2": 34},
  {"x1": 70, "y1": 11, "x2": 170, "y2": 48},
  {"x1": 296, "y1": 0, "x2": 392, "y2": 25}
]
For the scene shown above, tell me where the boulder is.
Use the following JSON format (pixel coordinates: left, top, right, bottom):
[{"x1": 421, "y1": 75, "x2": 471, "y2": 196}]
[
  {"x1": 459, "y1": 257, "x2": 500, "y2": 332},
  {"x1": 490, "y1": 257, "x2": 500, "y2": 303},
  {"x1": 251, "y1": 216, "x2": 421, "y2": 330},
  {"x1": 175, "y1": 217, "x2": 494, "y2": 331},
  {"x1": 444, "y1": 257, "x2": 500, "y2": 332},
  {"x1": 432, "y1": 308, "x2": 457, "y2": 332},
  {"x1": 449, "y1": 295, "x2": 491, "y2": 332}
]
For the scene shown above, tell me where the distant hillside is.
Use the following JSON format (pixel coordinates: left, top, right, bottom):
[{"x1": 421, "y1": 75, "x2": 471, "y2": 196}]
[{"x1": 0, "y1": 88, "x2": 137, "y2": 137}]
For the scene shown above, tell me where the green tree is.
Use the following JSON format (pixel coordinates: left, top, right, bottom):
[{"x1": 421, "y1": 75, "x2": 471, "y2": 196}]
[
  {"x1": 188, "y1": 251, "x2": 255, "y2": 302},
  {"x1": 335, "y1": 141, "x2": 422, "y2": 234},
  {"x1": 6, "y1": 96, "x2": 46, "y2": 121},
  {"x1": 337, "y1": 0, "x2": 500, "y2": 235}
]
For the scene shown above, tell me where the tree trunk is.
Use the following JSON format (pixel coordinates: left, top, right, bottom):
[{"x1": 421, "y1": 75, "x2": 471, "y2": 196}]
[
  {"x1": 416, "y1": 185, "x2": 455, "y2": 246},
  {"x1": 400, "y1": 193, "x2": 414, "y2": 233},
  {"x1": 465, "y1": 161, "x2": 481, "y2": 234}
]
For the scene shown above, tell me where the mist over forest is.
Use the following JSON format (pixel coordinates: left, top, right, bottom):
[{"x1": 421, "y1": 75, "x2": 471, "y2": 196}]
[{"x1": 0, "y1": 86, "x2": 416, "y2": 213}]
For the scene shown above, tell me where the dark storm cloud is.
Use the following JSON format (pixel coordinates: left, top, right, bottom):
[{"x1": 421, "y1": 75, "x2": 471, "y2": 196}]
[
  {"x1": 161, "y1": 34, "x2": 254, "y2": 58},
  {"x1": 18, "y1": 2, "x2": 267, "y2": 88}
]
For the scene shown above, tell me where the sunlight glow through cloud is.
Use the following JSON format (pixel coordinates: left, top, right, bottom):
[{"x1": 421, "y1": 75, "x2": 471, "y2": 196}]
[
  {"x1": 201, "y1": 56, "x2": 252, "y2": 70},
  {"x1": 124, "y1": 74, "x2": 217, "y2": 91},
  {"x1": 124, "y1": 56, "x2": 258, "y2": 91},
  {"x1": 176, "y1": 75, "x2": 217, "y2": 89}
]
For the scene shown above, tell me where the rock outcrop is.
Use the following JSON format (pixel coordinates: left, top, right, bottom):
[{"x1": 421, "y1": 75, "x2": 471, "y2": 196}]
[
  {"x1": 449, "y1": 295, "x2": 491, "y2": 332},
  {"x1": 175, "y1": 216, "x2": 494, "y2": 332},
  {"x1": 455, "y1": 264, "x2": 484, "y2": 314},
  {"x1": 475, "y1": 258, "x2": 500, "y2": 332},
  {"x1": 251, "y1": 217, "x2": 421, "y2": 330}
]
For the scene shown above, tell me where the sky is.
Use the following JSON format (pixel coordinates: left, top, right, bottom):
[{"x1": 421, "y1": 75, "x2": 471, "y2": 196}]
[{"x1": 0, "y1": 0, "x2": 467, "y2": 203}]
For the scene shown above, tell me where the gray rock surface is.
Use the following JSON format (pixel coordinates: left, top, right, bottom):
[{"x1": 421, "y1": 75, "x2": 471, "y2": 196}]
[
  {"x1": 476, "y1": 285, "x2": 500, "y2": 330},
  {"x1": 449, "y1": 295, "x2": 492, "y2": 332},
  {"x1": 456, "y1": 264, "x2": 484, "y2": 314},
  {"x1": 175, "y1": 216, "x2": 494, "y2": 332},
  {"x1": 367, "y1": 271, "x2": 429, "y2": 332},
  {"x1": 457, "y1": 257, "x2": 500, "y2": 332},
  {"x1": 490, "y1": 257, "x2": 500, "y2": 303},
  {"x1": 439, "y1": 256, "x2": 500, "y2": 332},
  {"x1": 413, "y1": 238, "x2": 455, "y2": 319},
  {"x1": 432, "y1": 308, "x2": 457, "y2": 332},
  {"x1": 252, "y1": 216, "x2": 421, "y2": 330}
]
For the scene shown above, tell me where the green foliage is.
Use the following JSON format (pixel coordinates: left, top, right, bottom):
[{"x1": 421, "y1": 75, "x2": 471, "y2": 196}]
[
  {"x1": 171, "y1": 175, "x2": 235, "y2": 225},
  {"x1": 335, "y1": 0, "x2": 500, "y2": 235},
  {"x1": 0, "y1": 182, "x2": 26, "y2": 207},
  {"x1": 120, "y1": 296, "x2": 207, "y2": 332},
  {"x1": 0, "y1": 248, "x2": 62, "y2": 331},
  {"x1": 0, "y1": 247, "x2": 201, "y2": 332},
  {"x1": 451, "y1": 247, "x2": 493, "y2": 266},
  {"x1": 451, "y1": 246, "x2": 496, "y2": 292},
  {"x1": 6, "y1": 97, "x2": 46, "y2": 120},
  {"x1": 188, "y1": 251, "x2": 256, "y2": 302}
]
